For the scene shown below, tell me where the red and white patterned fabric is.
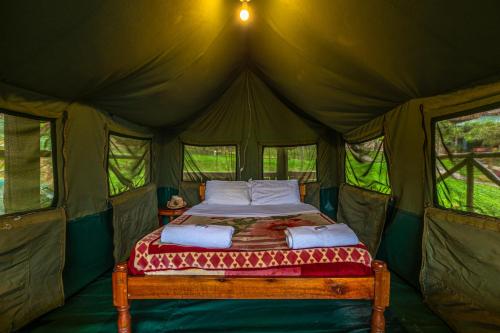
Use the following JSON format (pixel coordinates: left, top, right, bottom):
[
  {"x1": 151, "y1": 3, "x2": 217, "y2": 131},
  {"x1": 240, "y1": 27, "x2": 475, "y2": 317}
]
[{"x1": 128, "y1": 213, "x2": 372, "y2": 277}]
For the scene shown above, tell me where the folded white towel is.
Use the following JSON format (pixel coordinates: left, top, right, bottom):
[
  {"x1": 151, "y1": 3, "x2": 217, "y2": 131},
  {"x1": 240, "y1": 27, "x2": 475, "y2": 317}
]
[
  {"x1": 161, "y1": 224, "x2": 234, "y2": 249},
  {"x1": 285, "y1": 223, "x2": 359, "y2": 249}
]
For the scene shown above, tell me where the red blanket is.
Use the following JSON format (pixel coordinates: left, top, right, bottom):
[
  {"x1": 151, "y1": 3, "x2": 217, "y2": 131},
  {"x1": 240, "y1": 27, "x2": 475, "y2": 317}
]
[{"x1": 129, "y1": 213, "x2": 372, "y2": 277}]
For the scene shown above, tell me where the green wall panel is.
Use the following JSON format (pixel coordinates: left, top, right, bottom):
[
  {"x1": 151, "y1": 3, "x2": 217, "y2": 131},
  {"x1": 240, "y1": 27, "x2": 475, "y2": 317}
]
[
  {"x1": 63, "y1": 210, "x2": 114, "y2": 298},
  {"x1": 157, "y1": 187, "x2": 179, "y2": 208},
  {"x1": 64, "y1": 188, "x2": 179, "y2": 298},
  {"x1": 377, "y1": 210, "x2": 422, "y2": 288},
  {"x1": 320, "y1": 187, "x2": 339, "y2": 219}
]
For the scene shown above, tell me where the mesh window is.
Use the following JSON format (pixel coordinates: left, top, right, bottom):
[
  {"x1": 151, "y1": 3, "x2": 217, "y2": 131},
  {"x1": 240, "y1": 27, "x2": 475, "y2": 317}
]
[
  {"x1": 108, "y1": 134, "x2": 151, "y2": 196},
  {"x1": 262, "y1": 144, "x2": 317, "y2": 183},
  {"x1": 183, "y1": 145, "x2": 236, "y2": 182},
  {"x1": 0, "y1": 112, "x2": 56, "y2": 215},
  {"x1": 345, "y1": 137, "x2": 391, "y2": 194},
  {"x1": 434, "y1": 109, "x2": 500, "y2": 218}
]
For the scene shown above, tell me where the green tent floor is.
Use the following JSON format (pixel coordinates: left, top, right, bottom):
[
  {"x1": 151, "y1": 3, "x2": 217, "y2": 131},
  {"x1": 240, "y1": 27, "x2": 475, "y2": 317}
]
[{"x1": 19, "y1": 272, "x2": 451, "y2": 333}]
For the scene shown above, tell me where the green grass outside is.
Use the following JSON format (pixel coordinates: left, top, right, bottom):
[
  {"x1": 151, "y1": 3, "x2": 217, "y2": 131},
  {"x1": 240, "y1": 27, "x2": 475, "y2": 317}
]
[
  {"x1": 185, "y1": 153, "x2": 316, "y2": 173},
  {"x1": 345, "y1": 150, "x2": 391, "y2": 194},
  {"x1": 263, "y1": 157, "x2": 316, "y2": 173},
  {"x1": 439, "y1": 158, "x2": 499, "y2": 183},
  {"x1": 437, "y1": 176, "x2": 500, "y2": 218},
  {"x1": 184, "y1": 153, "x2": 236, "y2": 172},
  {"x1": 263, "y1": 147, "x2": 316, "y2": 173},
  {"x1": 437, "y1": 158, "x2": 499, "y2": 217},
  {"x1": 108, "y1": 158, "x2": 147, "y2": 195}
]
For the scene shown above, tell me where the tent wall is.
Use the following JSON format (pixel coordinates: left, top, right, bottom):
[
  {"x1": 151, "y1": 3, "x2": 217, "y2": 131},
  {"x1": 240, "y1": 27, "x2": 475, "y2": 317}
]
[
  {"x1": 64, "y1": 102, "x2": 158, "y2": 297},
  {"x1": 344, "y1": 81, "x2": 500, "y2": 331},
  {"x1": 420, "y1": 82, "x2": 500, "y2": 332},
  {"x1": 421, "y1": 207, "x2": 500, "y2": 332},
  {"x1": 345, "y1": 81, "x2": 500, "y2": 286},
  {"x1": 0, "y1": 83, "x2": 159, "y2": 310},
  {"x1": 0, "y1": 209, "x2": 66, "y2": 332},
  {"x1": 63, "y1": 103, "x2": 157, "y2": 219},
  {"x1": 158, "y1": 70, "x2": 343, "y2": 211},
  {"x1": 0, "y1": 85, "x2": 68, "y2": 332},
  {"x1": 344, "y1": 100, "x2": 424, "y2": 287}
]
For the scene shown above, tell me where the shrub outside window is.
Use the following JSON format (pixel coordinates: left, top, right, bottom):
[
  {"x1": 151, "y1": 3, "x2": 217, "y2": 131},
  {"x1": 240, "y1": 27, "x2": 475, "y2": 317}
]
[
  {"x1": 0, "y1": 112, "x2": 56, "y2": 215},
  {"x1": 108, "y1": 134, "x2": 151, "y2": 196},
  {"x1": 262, "y1": 144, "x2": 317, "y2": 183},
  {"x1": 345, "y1": 136, "x2": 391, "y2": 194},
  {"x1": 434, "y1": 109, "x2": 500, "y2": 218},
  {"x1": 183, "y1": 145, "x2": 237, "y2": 182}
]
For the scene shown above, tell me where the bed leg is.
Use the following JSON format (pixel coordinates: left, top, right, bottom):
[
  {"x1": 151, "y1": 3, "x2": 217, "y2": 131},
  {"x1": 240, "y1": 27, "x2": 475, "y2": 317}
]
[
  {"x1": 371, "y1": 260, "x2": 390, "y2": 333},
  {"x1": 113, "y1": 263, "x2": 132, "y2": 333}
]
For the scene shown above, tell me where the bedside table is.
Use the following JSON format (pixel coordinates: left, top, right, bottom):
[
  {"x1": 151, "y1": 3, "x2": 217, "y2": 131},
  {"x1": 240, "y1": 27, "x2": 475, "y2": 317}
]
[{"x1": 158, "y1": 207, "x2": 189, "y2": 226}]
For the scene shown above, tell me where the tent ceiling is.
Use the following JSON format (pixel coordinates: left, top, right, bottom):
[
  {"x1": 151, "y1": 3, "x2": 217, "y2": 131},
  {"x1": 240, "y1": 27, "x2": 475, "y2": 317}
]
[{"x1": 1, "y1": 0, "x2": 500, "y2": 132}]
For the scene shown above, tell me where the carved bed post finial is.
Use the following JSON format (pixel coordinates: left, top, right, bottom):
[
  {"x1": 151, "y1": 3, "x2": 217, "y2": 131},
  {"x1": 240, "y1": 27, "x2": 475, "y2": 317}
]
[
  {"x1": 113, "y1": 263, "x2": 131, "y2": 333},
  {"x1": 371, "y1": 260, "x2": 390, "y2": 333},
  {"x1": 199, "y1": 183, "x2": 206, "y2": 202}
]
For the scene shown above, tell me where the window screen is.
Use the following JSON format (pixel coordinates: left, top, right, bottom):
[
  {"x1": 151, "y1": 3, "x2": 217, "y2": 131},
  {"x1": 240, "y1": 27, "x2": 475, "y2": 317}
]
[
  {"x1": 108, "y1": 134, "x2": 151, "y2": 196},
  {"x1": 434, "y1": 109, "x2": 500, "y2": 218},
  {"x1": 345, "y1": 137, "x2": 391, "y2": 194},
  {"x1": 262, "y1": 144, "x2": 317, "y2": 183},
  {"x1": 0, "y1": 112, "x2": 56, "y2": 215},
  {"x1": 183, "y1": 145, "x2": 236, "y2": 182}
]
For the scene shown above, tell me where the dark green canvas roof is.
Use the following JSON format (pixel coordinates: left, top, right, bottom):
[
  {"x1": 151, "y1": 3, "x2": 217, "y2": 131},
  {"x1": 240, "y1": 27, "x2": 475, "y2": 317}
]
[{"x1": 1, "y1": 0, "x2": 500, "y2": 132}]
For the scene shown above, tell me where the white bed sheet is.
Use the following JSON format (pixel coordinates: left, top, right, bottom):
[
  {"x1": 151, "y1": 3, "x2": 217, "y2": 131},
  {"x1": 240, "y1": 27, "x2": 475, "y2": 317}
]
[{"x1": 185, "y1": 203, "x2": 319, "y2": 218}]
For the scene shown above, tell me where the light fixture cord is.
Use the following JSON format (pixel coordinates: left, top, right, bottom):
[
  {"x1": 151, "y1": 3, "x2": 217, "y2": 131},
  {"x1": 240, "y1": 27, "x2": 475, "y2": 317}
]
[{"x1": 239, "y1": 72, "x2": 252, "y2": 179}]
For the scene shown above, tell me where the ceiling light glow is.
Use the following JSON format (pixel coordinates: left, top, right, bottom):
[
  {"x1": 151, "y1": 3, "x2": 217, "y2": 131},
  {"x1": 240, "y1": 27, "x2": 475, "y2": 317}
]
[
  {"x1": 239, "y1": 1, "x2": 250, "y2": 22},
  {"x1": 240, "y1": 8, "x2": 249, "y2": 21}
]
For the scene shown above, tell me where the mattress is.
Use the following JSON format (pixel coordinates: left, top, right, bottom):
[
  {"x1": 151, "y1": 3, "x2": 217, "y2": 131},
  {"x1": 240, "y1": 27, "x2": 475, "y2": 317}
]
[{"x1": 129, "y1": 212, "x2": 372, "y2": 277}]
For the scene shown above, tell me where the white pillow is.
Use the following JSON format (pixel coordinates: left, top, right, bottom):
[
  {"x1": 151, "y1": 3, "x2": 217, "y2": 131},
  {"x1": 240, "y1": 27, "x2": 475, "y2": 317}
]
[
  {"x1": 204, "y1": 180, "x2": 251, "y2": 205},
  {"x1": 250, "y1": 180, "x2": 301, "y2": 205}
]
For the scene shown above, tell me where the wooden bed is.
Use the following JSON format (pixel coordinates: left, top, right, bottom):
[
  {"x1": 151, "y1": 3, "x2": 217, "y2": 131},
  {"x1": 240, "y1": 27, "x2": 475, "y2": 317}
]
[{"x1": 113, "y1": 183, "x2": 390, "y2": 333}]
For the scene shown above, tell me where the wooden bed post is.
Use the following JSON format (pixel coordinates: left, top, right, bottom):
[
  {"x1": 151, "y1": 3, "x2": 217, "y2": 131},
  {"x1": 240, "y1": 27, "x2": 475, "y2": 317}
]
[
  {"x1": 113, "y1": 263, "x2": 131, "y2": 333},
  {"x1": 199, "y1": 183, "x2": 206, "y2": 202},
  {"x1": 371, "y1": 260, "x2": 390, "y2": 333},
  {"x1": 299, "y1": 183, "x2": 306, "y2": 202}
]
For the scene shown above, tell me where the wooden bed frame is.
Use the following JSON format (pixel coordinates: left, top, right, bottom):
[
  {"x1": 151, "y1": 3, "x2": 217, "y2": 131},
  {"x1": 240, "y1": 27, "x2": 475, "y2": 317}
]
[{"x1": 113, "y1": 183, "x2": 390, "y2": 333}]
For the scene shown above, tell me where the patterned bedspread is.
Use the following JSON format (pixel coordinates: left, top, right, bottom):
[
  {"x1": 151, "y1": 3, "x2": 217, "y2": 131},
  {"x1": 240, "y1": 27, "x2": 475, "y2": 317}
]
[{"x1": 129, "y1": 213, "x2": 372, "y2": 277}]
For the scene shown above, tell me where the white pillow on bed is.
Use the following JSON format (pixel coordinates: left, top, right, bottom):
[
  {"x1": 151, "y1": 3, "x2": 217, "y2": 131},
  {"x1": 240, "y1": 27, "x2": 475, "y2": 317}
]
[
  {"x1": 204, "y1": 180, "x2": 251, "y2": 205},
  {"x1": 250, "y1": 180, "x2": 301, "y2": 205}
]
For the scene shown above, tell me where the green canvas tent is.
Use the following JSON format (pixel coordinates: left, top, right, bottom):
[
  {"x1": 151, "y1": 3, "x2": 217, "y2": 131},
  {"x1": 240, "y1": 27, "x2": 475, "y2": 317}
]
[{"x1": 0, "y1": 1, "x2": 499, "y2": 332}]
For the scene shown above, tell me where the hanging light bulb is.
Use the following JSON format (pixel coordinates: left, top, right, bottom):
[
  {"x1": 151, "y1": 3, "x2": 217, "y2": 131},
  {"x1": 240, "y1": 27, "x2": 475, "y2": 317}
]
[{"x1": 239, "y1": 1, "x2": 250, "y2": 22}]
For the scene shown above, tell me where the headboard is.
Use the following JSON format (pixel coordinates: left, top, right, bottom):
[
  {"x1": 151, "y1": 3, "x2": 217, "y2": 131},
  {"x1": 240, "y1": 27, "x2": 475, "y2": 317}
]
[{"x1": 199, "y1": 183, "x2": 307, "y2": 202}]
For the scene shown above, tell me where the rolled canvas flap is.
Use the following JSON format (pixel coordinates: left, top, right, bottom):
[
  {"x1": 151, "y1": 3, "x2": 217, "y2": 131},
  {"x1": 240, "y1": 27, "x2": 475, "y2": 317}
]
[
  {"x1": 337, "y1": 183, "x2": 390, "y2": 255},
  {"x1": 179, "y1": 181, "x2": 202, "y2": 207},
  {"x1": 110, "y1": 183, "x2": 158, "y2": 263},
  {"x1": 0, "y1": 208, "x2": 66, "y2": 332},
  {"x1": 421, "y1": 207, "x2": 500, "y2": 333}
]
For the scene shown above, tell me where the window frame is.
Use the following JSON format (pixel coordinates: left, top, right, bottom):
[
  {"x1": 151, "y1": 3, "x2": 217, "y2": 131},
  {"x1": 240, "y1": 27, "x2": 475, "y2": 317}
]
[
  {"x1": 344, "y1": 135, "x2": 391, "y2": 194},
  {"x1": 260, "y1": 143, "x2": 319, "y2": 183},
  {"x1": 0, "y1": 108, "x2": 59, "y2": 216},
  {"x1": 181, "y1": 143, "x2": 239, "y2": 182},
  {"x1": 431, "y1": 105, "x2": 500, "y2": 219},
  {"x1": 107, "y1": 131, "x2": 153, "y2": 197}
]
